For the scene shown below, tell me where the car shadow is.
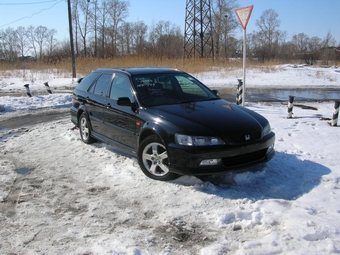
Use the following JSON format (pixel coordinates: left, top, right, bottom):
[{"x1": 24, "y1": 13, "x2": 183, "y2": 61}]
[
  {"x1": 177, "y1": 151, "x2": 331, "y2": 201},
  {"x1": 96, "y1": 141, "x2": 330, "y2": 201}
]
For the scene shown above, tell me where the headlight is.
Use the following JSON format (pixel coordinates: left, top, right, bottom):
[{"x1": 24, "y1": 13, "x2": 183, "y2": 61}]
[
  {"x1": 175, "y1": 134, "x2": 225, "y2": 146},
  {"x1": 262, "y1": 123, "x2": 271, "y2": 136}
]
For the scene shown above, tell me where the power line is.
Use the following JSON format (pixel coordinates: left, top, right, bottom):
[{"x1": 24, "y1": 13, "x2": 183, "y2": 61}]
[
  {"x1": 0, "y1": 0, "x2": 59, "y2": 5},
  {"x1": 0, "y1": 0, "x2": 63, "y2": 28}
]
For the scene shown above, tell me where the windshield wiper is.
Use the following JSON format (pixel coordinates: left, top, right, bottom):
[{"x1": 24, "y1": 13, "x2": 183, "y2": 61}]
[
  {"x1": 180, "y1": 98, "x2": 218, "y2": 104},
  {"x1": 180, "y1": 99, "x2": 197, "y2": 104}
]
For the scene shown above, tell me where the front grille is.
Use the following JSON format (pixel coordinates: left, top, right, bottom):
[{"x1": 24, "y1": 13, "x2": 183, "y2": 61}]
[
  {"x1": 222, "y1": 149, "x2": 267, "y2": 168},
  {"x1": 229, "y1": 130, "x2": 262, "y2": 143}
]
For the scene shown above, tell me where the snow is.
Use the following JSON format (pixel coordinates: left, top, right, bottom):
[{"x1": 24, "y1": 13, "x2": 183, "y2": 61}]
[
  {"x1": 0, "y1": 64, "x2": 340, "y2": 254},
  {"x1": 196, "y1": 64, "x2": 340, "y2": 88},
  {"x1": 0, "y1": 94, "x2": 72, "y2": 112}
]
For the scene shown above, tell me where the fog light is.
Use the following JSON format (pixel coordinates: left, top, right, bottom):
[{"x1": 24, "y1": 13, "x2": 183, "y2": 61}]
[
  {"x1": 199, "y1": 158, "x2": 222, "y2": 166},
  {"x1": 267, "y1": 144, "x2": 274, "y2": 153}
]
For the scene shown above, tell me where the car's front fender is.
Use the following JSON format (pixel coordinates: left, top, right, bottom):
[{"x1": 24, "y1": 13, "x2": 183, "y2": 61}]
[{"x1": 138, "y1": 119, "x2": 177, "y2": 150}]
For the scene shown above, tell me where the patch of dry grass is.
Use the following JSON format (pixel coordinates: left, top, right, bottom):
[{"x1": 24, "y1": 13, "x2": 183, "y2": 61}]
[
  {"x1": 0, "y1": 57, "x2": 237, "y2": 76},
  {"x1": 0, "y1": 56, "x2": 290, "y2": 77},
  {"x1": 73, "y1": 56, "x2": 247, "y2": 75}
]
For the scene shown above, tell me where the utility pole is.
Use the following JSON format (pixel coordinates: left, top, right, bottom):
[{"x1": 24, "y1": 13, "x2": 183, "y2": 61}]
[{"x1": 67, "y1": 0, "x2": 76, "y2": 78}]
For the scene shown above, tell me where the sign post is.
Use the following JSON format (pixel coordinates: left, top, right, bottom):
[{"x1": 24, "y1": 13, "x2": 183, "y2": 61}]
[{"x1": 235, "y1": 5, "x2": 254, "y2": 106}]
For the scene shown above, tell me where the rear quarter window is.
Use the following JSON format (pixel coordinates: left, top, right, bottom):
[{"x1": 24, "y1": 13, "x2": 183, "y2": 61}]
[
  {"x1": 91, "y1": 73, "x2": 113, "y2": 96},
  {"x1": 76, "y1": 72, "x2": 101, "y2": 91}
]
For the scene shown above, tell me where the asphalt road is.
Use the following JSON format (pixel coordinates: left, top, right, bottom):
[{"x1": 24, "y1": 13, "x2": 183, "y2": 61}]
[{"x1": 0, "y1": 108, "x2": 70, "y2": 131}]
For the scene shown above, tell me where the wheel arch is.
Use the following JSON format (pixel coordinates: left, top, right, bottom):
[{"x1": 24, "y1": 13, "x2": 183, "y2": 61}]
[
  {"x1": 77, "y1": 106, "x2": 90, "y2": 126},
  {"x1": 138, "y1": 124, "x2": 171, "y2": 149}
]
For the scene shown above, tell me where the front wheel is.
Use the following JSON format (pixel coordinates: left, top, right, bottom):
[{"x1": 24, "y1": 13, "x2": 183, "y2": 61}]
[{"x1": 138, "y1": 135, "x2": 179, "y2": 181}]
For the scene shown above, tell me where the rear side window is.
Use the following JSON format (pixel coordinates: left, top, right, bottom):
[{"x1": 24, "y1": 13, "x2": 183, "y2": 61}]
[
  {"x1": 90, "y1": 73, "x2": 113, "y2": 96},
  {"x1": 76, "y1": 72, "x2": 101, "y2": 91}
]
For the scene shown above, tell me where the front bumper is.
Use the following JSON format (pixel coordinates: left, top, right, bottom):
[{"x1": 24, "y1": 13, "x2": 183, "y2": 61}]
[{"x1": 167, "y1": 132, "x2": 275, "y2": 175}]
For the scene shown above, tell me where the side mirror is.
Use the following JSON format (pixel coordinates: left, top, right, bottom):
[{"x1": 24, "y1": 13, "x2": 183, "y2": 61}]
[
  {"x1": 212, "y1": 89, "x2": 219, "y2": 96},
  {"x1": 117, "y1": 97, "x2": 133, "y2": 106},
  {"x1": 77, "y1": 77, "x2": 83, "y2": 83}
]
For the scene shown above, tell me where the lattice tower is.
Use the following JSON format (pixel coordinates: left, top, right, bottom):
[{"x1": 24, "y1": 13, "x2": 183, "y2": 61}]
[{"x1": 183, "y1": 0, "x2": 214, "y2": 58}]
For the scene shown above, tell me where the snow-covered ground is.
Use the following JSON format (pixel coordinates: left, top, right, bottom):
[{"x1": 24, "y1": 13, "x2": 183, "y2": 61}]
[{"x1": 0, "y1": 64, "x2": 340, "y2": 254}]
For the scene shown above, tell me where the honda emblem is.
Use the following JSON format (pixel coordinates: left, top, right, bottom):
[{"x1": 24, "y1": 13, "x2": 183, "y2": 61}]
[{"x1": 245, "y1": 134, "x2": 251, "y2": 141}]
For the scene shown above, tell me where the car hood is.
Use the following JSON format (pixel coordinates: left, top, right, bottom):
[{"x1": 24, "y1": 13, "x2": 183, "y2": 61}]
[{"x1": 146, "y1": 99, "x2": 267, "y2": 135}]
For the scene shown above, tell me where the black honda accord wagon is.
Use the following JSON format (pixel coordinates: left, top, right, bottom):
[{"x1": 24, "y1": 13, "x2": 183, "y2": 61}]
[{"x1": 70, "y1": 67, "x2": 275, "y2": 181}]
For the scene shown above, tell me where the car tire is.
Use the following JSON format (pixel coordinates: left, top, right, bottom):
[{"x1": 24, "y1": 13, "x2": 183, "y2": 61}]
[
  {"x1": 138, "y1": 135, "x2": 179, "y2": 181},
  {"x1": 79, "y1": 113, "x2": 95, "y2": 144}
]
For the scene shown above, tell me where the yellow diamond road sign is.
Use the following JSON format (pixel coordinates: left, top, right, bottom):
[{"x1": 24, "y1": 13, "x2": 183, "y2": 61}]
[{"x1": 235, "y1": 5, "x2": 254, "y2": 30}]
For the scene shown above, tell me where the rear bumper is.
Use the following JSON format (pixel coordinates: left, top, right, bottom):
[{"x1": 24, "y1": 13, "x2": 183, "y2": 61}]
[
  {"x1": 167, "y1": 132, "x2": 275, "y2": 175},
  {"x1": 70, "y1": 106, "x2": 78, "y2": 126}
]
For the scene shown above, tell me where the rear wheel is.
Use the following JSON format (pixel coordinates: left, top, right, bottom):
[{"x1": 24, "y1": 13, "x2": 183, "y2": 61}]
[
  {"x1": 79, "y1": 113, "x2": 95, "y2": 144},
  {"x1": 138, "y1": 135, "x2": 179, "y2": 181}
]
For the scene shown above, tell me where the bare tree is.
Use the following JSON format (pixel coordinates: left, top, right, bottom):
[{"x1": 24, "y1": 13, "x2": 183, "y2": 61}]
[
  {"x1": 34, "y1": 26, "x2": 50, "y2": 59},
  {"x1": 18, "y1": 25, "x2": 57, "y2": 61},
  {"x1": 57, "y1": 38, "x2": 73, "y2": 59},
  {"x1": 322, "y1": 31, "x2": 337, "y2": 65},
  {"x1": 292, "y1": 33, "x2": 309, "y2": 63},
  {"x1": 119, "y1": 22, "x2": 133, "y2": 55},
  {"x1": 212, "y1": 0, "x2": 238, "y2": 58},
  {"x1": 132, "y1": 21, "x2": 148, "y2": 55},
  {"x1": 0, "y1": 30, "x2": 4, "y2": 60},
  {"x1": 72, "y1": 0, "x2": 80, "y2": 56},
  {"x1": 46, "y1": 29, "x2": 58, "y2": 56},
  {"x1": 0, "y1": 28, "x2": 19, "y2": 62},
  {"x1": 280, "y1": 41, "x2": 296, "y2": 62},
  {"x1": 107, "y1": 0, "x2": 129, "y2": 57},
  {"x1": 88, "y1": 0, "x2": 99, "y2": 57},
  {"x1": 149, "y1": 21, "x2": 182, "y2": 59},
  {"x1": 274, "y1": 30, "x2": 288, "y2": 60},
  {"x1": 308, "y1": 36, "x2": 322, "y2": 65},
  {"x1": 27, "y1": 26, "x2": 38, "y2": 58},
  {"x1": 96, "y1": 0, "x2": 113, "y2": 57},
  {"x1": 255, "y1": 8, "x2": 281, "y2": 60},
  {"x1": 77, "y1": 0, "x2": 92, "y2": 57},
  {"x1": 15, "y1": 26, "x2": 29, "y2": 58},
  {"x1": 118, "y1": 21, "x2": 148, "y2": 55},
  {"x1": 274, "y1": 30, "x2": 291, "y2": 62}
]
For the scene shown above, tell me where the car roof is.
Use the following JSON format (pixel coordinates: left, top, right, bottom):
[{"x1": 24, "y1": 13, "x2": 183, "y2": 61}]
[{"x1": 94, "y1": 67, "x2": 184, "y2": 76}]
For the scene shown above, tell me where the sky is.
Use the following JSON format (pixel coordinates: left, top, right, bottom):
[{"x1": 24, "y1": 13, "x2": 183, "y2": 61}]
[
  {"x1": 1, "y1": 65, "x2": 340, "y2": 254},
  {"x1": 0, "y1": 0, "x2": 339, "y2": 43}
]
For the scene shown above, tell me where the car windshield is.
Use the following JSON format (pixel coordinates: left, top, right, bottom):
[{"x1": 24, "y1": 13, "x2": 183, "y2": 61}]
[{"x1": 132, "y1": 73, "x2": 219, "y2": 107}]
